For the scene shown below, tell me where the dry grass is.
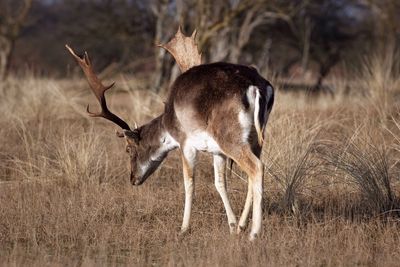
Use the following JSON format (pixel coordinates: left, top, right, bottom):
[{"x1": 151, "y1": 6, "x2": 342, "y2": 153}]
[{"x1": 1, "y1": 55, "x2": 400, "y2": 266}]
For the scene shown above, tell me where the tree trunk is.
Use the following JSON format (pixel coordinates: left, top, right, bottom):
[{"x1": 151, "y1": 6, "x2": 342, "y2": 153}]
[
  {"x1": 0, "y1": 0, "x2": 32, "y2": 80},
  {"x1": 209, "y1": 28, "x2": 230, "y2": 62},
  {"x1": 311, "y1": 53, "x2": 339, "y2": 95},
  {"x1": 256, "y1": 38, "x2": 272, "y2": 74},
  {"x1": 152, "y1": 0, "x2": 169, "y2": 93},
  {"x1": 0, "y1": 37, "x2": 12, "y2": 80},
  {"x1": 301, "y1": 17, "x2": 311, "y2": 72}
]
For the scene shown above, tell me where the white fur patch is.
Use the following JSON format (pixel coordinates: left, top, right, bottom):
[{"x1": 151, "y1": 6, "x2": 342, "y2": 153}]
[
  {"x1": 148, "y1": 132, "x2": 180, "y2": 162},
  {"x1": 238, "y1": 110, "x2": 252, "y2": 143},
  {"x1": 139, "y1": 161, "x2": 150, "y2": 176},
  {"x1": 140, "y1": 132, "x2": 179, "y2": 176},
  {"x1": 246, "y1": 85, "x2": 258, "y2": 108},
  {"x1": 238, "y1": 85, "x2": 261, "y2": 143},
  {"x1": 162, "y1": 132, "x2": 180, "y2": 151},
  {"x1": 185, "y1": 131, "x2": 221, "y2": 154}
]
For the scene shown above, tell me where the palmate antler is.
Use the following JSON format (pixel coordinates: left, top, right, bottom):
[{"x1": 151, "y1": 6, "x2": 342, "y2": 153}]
[
  {"x1": 65, "y1": 45, "x2": 131, "y2": 131},
  {"x1": 158, "y1": 27, "x2": 202, "y2": 72}
]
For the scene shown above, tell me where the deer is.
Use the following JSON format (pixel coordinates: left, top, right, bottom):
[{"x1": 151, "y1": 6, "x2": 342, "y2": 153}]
[{"x1": 65, "y1": 28, "x2": 274, "y2": 240}]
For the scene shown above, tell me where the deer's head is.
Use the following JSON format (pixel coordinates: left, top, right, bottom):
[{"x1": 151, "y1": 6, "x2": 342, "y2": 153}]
[
  {"x1": 119, "y1": 129, "x2": 143, "y2": 185},
  {"x1": 66, "y1": 27, "x2": 201, "y2": 186},
  {"x1": 66, "y1": 45, "x2": 165, "y2": 186},
  {"x1": 116, "y1": 128, "x2": 167, "y2": 186}
]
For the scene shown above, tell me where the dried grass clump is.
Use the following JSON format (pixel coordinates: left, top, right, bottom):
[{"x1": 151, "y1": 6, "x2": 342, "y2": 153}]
[
  {"x1": 317, "y1": 134, "x2": 397, "y2": 215},
  {"x1": 359, "y1": 45, "x2": 400, "y2": 121},
  {"x1": 263, "y1": 114, "x2": 324, "y2": 214}
]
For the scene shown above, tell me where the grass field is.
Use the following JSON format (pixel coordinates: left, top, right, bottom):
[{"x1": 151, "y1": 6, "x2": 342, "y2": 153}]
[{"x1": 1, "y1": 52, "x2": 400, "y2": 266}]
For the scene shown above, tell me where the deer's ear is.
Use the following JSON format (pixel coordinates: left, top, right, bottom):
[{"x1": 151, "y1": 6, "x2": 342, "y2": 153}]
[{"x1": 122, "y1": 129, "x2": 140, "y2": 144}]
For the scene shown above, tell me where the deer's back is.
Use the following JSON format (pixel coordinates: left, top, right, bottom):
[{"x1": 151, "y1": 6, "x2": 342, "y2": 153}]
[{"x1": 163, "y1": 62, "x2": 272, "y2": 143}]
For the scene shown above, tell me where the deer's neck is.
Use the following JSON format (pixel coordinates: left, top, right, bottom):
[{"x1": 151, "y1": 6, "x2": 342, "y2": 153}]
[{"x1": 138, "y1": 114, "x2": 179, "y2": 161}]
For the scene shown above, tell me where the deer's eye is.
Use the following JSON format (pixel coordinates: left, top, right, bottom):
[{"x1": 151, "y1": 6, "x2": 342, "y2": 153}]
[{"x1": 126, "y1": 147, "x2": 131, "y2": 153}]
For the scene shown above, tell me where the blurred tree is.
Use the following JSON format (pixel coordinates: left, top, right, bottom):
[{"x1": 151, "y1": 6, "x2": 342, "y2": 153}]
[
  {"x1": 4, "y1": 0, "x2": 398, "y2": 96},
  {"x1": 150, "y1": 0, "x2": 175, "y2": 92},
  {"x1": 0, "y1": 0, "x2": 32, "y2": 79},
  {"x1": 196, "y1": 0, "x2": 287, "y2": 63},
  {"x1": 150, "y1": 0, "x2": 289, "y2": 92},
  {"x1": 366, "y1": 0, "x2": 400, "y2": 45},
  {"x1": 149, "y1": 0, "x2": 254, "y2": 92},
  {"x1": 61, "y1": 0, "x2": 153, "y2": 75},
  {"x1": 266, "y1": 0, "x2": 373, "y2": 93}
]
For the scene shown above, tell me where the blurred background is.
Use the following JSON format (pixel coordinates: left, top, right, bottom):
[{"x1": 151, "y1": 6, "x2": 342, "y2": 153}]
[
  {"x1": 1, "y1": 2, "x2": 400, "y2": 264},
  {"x1": 0, "y1": 0, "x2": 399, "y2": 93}
]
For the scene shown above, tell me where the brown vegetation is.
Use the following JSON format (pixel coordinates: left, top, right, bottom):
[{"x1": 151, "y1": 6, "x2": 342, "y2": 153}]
[{"x1": 1, "y1": 49, "x2": 400, "y2": 266}]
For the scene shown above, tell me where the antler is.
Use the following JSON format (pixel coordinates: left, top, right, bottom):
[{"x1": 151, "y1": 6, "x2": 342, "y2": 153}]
[
  {"x1": 65, "y1": 45, "x2": 131, "y2": 130},
  {"x1": 158, "y1": 27, "x2": 202, "y2": 72}
]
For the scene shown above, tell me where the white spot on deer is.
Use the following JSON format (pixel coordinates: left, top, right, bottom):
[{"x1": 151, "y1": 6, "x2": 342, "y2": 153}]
[
  {"x1": 161, "y1": 132, "x2": 180, "y2": 152},
  {"x1": 185, "y1": 131, "x2": 221, "y2": 154},
  {"x1": 238, "y1": 85, "x2": 260, "y2": 143},
  {"x1": 246, "y1": 85, "x2": 258, "y2": 109},
  {"x1": 238, "y1": 110, "x2": 252, "y2": 143},
  {"x1": 140, "y1": 131, "x2": 180, "y2": 176}
]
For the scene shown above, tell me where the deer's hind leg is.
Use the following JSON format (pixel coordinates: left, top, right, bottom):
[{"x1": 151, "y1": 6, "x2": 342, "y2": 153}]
[
  {"x1": 237, "y1": 129, "x2": 263, "y2": 234},
  {"x1": 237, "y1": 177, "x2": 253, "y2": 234},
  {"x1": 224, "y1": 145, "x2": 264, "y2": 240}
]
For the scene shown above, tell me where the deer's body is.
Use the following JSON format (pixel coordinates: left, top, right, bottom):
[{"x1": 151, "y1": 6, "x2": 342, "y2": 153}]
[
  {"x1": 66, "y1": 30, "x2": 274, "y2": 240},
  {"x1": 134, "y1": 62, "x2": 274, "y2": 238}
]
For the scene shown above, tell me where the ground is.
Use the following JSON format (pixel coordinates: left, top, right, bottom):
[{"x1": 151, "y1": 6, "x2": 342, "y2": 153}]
[{"x1": 0, "y1": 54, "x2": 400, "y2": 266}]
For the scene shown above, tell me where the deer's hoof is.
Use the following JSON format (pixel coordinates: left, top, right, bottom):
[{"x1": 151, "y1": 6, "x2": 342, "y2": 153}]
[
  {"x1": 249, "y1": 232, "x2": 258, "y2": 241},
  {"x1": 236, "y1": 225, "x2": 246, "y2": 235},
  {"x1": 229, "y1": 223, "x2": 237, "y2": 234}
]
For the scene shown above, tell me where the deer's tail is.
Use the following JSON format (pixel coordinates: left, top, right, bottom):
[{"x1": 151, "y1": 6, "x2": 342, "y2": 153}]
[{"x1": 254, "y1": 84, "x2": 274, "y2": 146}]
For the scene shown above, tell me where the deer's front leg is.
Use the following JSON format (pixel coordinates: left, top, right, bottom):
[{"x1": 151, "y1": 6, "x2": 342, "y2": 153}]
[
  {"x1": 213, "y1": 154, "x2": 237, "y2": 233},
  {"x1": 180, "y1": 146, "x2": 197, "y2": 234}
]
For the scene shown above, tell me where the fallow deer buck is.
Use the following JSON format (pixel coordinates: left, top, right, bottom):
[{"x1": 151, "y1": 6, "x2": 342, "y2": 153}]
[{"x1": 66, "y1": 28, "x2": 274, "y2": 240}]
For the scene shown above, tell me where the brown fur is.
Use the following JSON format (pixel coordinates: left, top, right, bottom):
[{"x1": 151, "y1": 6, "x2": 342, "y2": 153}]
[{"x1": 130, "y1": 62, "x2": 274, "y2": 184}]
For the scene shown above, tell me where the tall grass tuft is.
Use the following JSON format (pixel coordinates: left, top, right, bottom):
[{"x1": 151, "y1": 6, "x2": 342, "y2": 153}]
[
  {"x1": 317, "y1": 135, "x2": 396, "y2": 215},
  {"x1": 263, "y1": 114, "x2": 323, "y2": 214},
  {"x1": 358, "y1": 44, "x2": 400, "y2": 122}
]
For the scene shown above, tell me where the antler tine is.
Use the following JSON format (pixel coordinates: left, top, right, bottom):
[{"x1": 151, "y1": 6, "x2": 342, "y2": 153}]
[
  {"x1": 65, "y1": 44, "x2": 131, "y2": 131},
  {"x1": 191, "y1": 29, "x2": 197, "y2": 38}
]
